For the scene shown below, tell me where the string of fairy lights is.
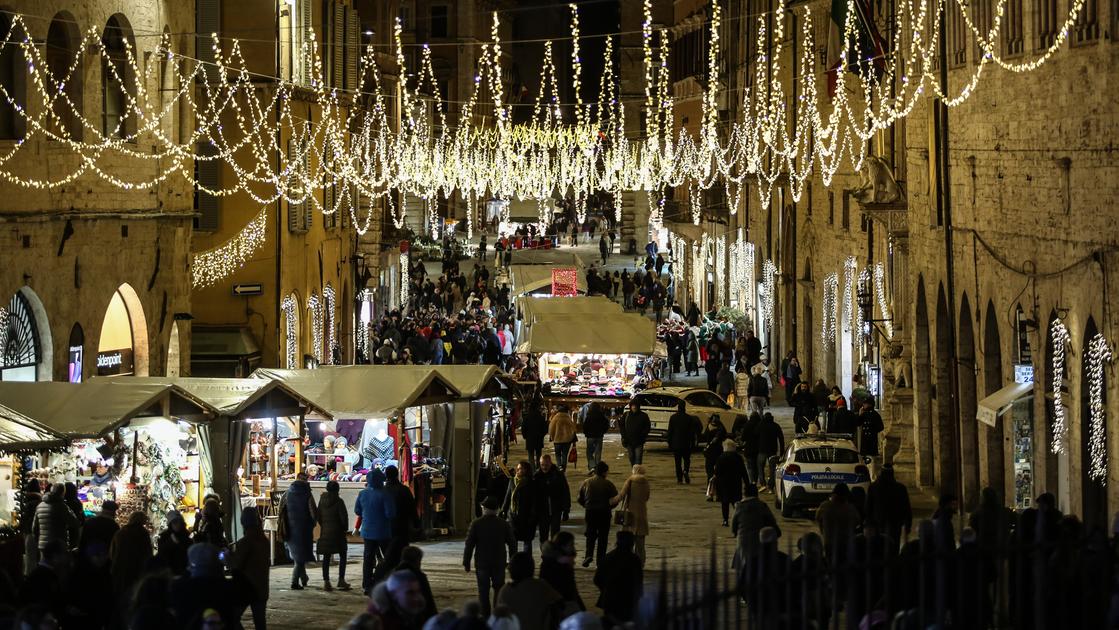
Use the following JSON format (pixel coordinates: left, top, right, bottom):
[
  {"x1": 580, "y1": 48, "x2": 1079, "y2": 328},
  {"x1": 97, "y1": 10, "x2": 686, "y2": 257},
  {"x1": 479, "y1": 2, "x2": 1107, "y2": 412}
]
[{"x1": 1049, "y1": 318, "x2": 1072, "y2": 455}]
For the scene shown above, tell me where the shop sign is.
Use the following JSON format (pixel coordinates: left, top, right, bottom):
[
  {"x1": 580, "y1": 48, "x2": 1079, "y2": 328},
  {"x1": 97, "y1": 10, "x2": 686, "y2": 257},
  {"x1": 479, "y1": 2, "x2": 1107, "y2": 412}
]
[
  {"x1": 232, "y1": 283, "x2": 263, "y2": 296},
  {"x1": 1014, "y1": 363, "x2": 1034, "y2": 384},
  {"x1": 96, "y1": 348, "x2": 133, "y2": 376}
]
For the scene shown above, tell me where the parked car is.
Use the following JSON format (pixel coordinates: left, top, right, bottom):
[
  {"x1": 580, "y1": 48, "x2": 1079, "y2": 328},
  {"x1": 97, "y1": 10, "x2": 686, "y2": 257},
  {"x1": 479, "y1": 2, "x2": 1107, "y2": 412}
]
[
  {"x1": 631, "y1": 387, "x2": 744, "y2": 442},
  {"x1": 773, "y1": 434, "x2": 871, "y2": 518}
]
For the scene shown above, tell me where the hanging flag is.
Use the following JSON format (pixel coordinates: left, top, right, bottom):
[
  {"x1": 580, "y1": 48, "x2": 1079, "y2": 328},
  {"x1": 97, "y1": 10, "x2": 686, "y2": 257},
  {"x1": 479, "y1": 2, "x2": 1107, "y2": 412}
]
[{"x1": 826, "y1": 0, "x2": 887, "y2": 98}]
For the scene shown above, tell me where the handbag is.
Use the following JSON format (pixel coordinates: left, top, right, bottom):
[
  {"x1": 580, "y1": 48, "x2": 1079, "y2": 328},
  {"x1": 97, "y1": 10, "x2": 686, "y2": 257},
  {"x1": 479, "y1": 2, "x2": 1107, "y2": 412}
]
[
  {"x1": 568, "y1": 442, "x2": 578, "y2": 465},
  {"x1": 613, "y1": 496, "x2": 635, "y2": 527},
  {"x1": 706, "y1": 476, "x2": 717, "y2": 500}
]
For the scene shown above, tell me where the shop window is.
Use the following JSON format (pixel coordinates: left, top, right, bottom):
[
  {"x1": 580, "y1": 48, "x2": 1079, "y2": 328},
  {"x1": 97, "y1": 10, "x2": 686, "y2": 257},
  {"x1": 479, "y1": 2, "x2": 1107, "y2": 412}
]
[
  {"x1": 47, "y1": 13, "x2": 82, "y2": 140},
  {"x1": 102, "y1": 15, "x2": 137, "y2": 140},
  {"x1": 1, "y1": 292, "x2": 40, "y2": 381},
  {"x1": 98, "y1": 290, "x2": 136, "y2": 376}
]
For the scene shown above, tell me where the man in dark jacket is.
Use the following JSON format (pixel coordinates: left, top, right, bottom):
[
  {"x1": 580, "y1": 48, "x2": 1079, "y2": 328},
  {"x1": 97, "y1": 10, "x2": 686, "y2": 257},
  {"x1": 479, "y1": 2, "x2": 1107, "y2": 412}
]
[
  {"x1": 865, "y1": 464, "x2": 912, "y2": 552},
  {"x1": 744, "y1": 330, "x2": 762, "y2": 368},
  {"x1": 594, "y1": 531, "x2": 644, "y2": 626},
  {"x1": 33, "y1": 484, "x2": 80, "y2": 552},
  {"x1": 373, "y1": 465, "x2": 417, "y2": 585},
  {"x1": 732, "y1": 484, "x2": 780, "y2": 566},
  {"x1": 738, "y1": 412, "x2": 762, "y2": 486},
  {"x1": 581, "y1": 402, "x2": 609, "y2": 473},
  {"x1": 521, "y1": 397, "x2": 548, "y2": 469},
  {"x1": 755, "y1": 413, "x2": 785, "y2": 492},
  {"x1": 578, "y1": 461, "x2": 618, "y2": 567},
  {"x1": 666, "y1": 400, "x2": 702, "y2": 484},
  {"x1": 533, "y1": 455, "x2": 571, "y2": 544},
  {"x1": 169, "y1": 543, "x2": 240, "y2": 628},
  {"x1": 464, "y1": 497, "x2": 516, "y2": 617},
  {"x1": 355, "y1": 469, "x2": 397, "y2": 594},
  {"x1": 619, "y1": 399, "x2": 651, "y2": 465},
  {"x1": 79, "y1": 500, "x2": 119, "y2": 554},
  {"x1": 858, "y1": 399, "x2": 885, "y2": 466}
]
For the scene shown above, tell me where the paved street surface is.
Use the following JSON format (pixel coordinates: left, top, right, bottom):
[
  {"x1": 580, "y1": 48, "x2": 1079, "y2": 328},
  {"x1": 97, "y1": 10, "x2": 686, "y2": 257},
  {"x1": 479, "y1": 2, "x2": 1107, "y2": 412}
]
[{"x1": 256, "y1": 396, "x2": 936, "y2": 629}]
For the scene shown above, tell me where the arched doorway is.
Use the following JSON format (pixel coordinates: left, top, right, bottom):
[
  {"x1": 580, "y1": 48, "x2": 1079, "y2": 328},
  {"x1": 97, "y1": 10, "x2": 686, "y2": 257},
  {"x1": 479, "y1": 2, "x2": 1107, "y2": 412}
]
[
  {"x1": 1080, "y1": 317, "x2": 1108, "y2": 532},
  {"x1": 934, "y1": 284, "x2": 958, "y2": 495},
  {"x1": 97, "y1": 284, "x2": 149, "y2": 377},
  {"x1": 914, "y1": 278, "x2": 934, "y2": 486},
  {"x1": 1, "y1": 288, "x2": 52, "y2": 381},
  {"x1": 958, "y1": 293, "x2": 980, "y2": 509},
  {"x1": 982, "y1": 300, "x2": 1006, "y2": 500}
]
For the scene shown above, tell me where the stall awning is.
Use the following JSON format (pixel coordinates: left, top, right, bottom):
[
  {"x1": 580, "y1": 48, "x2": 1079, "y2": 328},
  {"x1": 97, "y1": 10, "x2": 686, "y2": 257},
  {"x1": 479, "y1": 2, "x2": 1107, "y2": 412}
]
[
  {"x1": 516, "y1": 295, "x2": 622, "y2": 324},
  {"x1": 516, "y1": 313, "x2": 658, "y2": 355},
  {"x1": 0, "y1": 403, "x2": 67, "y2": 451},
  {"x1": 509, "y1": 265, "x2": 587, "y2": 297},
  {"x1": 507, "y1": 249, "x2": 585, "y2": 268},
  {"x1": 108, "y1": 377, "x2": 329, "y2": 419},
  {"x1": 0, "y1": 380, "x2": 217, "y2": 441},
  {"x1": 355, "y1": 365, "x2": 514, "y2": 399},
  {"x1": 251, "y1": 366, "x2": 462, "y2": 418},
  {"x1": 977, "y1": 382, "x2": 1033, "y2": 427}
]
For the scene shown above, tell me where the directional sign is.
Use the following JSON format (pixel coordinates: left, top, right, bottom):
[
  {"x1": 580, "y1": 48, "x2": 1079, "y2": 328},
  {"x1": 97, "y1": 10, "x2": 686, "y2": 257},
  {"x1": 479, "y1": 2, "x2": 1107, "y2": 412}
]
[{"x1": 232, "y1": 283, "x2": 263, "y2": 296}]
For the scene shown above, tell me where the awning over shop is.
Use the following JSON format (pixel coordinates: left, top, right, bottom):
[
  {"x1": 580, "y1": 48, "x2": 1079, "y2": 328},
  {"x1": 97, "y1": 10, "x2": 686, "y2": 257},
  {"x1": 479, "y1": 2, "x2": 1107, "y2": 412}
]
[
  {"x1": 0, "y1": 403, "x2": 67, "y2": 451},
  {"x1": 111, "y1": 377, "x2": 328, "y2": 419},
  {"x1": 252, "y1": 366, "x2": 462, "y2": 418},
  {"x1": 0, "y1": 380, "x2": 216, "y2": 441},
  {"x1": 977, "y1": 382, "x2": 1033, "y2": 427},
  {"x1": 516, "y1": 313, "x2": 658, "y2": 355},
  {"x1": 508, "y1": 265, "x2": 587, "y2": 296},
  {"x1": 516, "y1": 295, "x2": 622, "y2": 324},
  {"x1": 508, "y1": 249, "x2": 585, "y2": 267}
]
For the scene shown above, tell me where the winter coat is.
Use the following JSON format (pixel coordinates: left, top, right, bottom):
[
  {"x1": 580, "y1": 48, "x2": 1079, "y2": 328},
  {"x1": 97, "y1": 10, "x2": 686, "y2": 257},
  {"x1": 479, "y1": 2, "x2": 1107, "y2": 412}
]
[
  {"x1": 747, "y1": 373, "x2": 769, "y2": 398},
  {"x1": 230, "y1": 528, "x2": 271, "y2": 602},
  {"x1": 170, "y1": 574, "x2": 240, "y2": 630},
  {"x1": 816, "y1": 499, "x2": 862, "y2": 551},
  {"x1": 540, "y1": 546, "x2": 584, "y2": 611},
  {"x1": 666, "y1": 412, "x2": 701, "y2": 452},
  {"x1": 732, "y1": 498, "x2": 780, "y2": 566},
  {"x1": 714, "y1": 451, "x2": 749, "y2": 504},
  {"x1": 385, "y1": 480, "x2": 417, "y2": 542},
  {"x1": 533, "y1": 467, "x2": 571, "y2": 518},
  {"x1": 619, "y1": 410, "x2": 651, "y2": 447},
  {"x1": 548, "y1": 411, "x2": 577, "y2": 444},
  {"x1": 155, "y1": 528, "x2": 191, "y2": 576},
  {"x1": 282, "y1": 479, "x2": 318, "y2": 562},
  {"x1": 582, "y1": 403, "x2": 609, "y2": 439},
  {"x1": 717, "y1": 369, "x2": 735, "y2": 398},
  {"x1": 614, "y1": 474, "x2": 651, "y2": 536},
  {"x1": 463, "y1": 513, "x2": 515, "y2": 571},
  {"x1": 859, "y1": 409, "x2": 885, "y2": 456},
  {"x1": 756, "y1": 416, "x2": 785, "y2": 455},
  {"x1": 521, "y1": 403, "x2": 548, "y2": 449},
  {"x1": 734, "y1": 372, "x2": 750, "y2": 399},
  {"x1": 192, "y1": 514, "x2": 228, "y2": 549},
  {"x1": 19, "y1": 486, "x2": 40, "y2": 536},
  {"x1": 502, "y1": 476, "x2": 537, "y2": 542},
  {"x1": 702, "y1": 424, "x2": 727, "y2": 463},
  {"x1": 32, "y1": 492, "x2": 79, "y2": 550},
  {"x1": 866, "y1": 471, "x2": 913, "y2": 536},
  {"x1": 110, "y1": 522, "x2": 153, "y2": 600},
  {"x1": 578, "y1": 476, "x2": 618, "y2": 512},
  {"x1": 79, "y1": 513, "x2": 119, "y2": 552},
  {"x1": 354, "y1": 470, "x2": 396, "y2": 541},
  {"x1": 595, "y1": 547, "x2": 644, "y2": 622},
  {"x1": 316, "y1": 491, "x2": 350, "y2": 555}
]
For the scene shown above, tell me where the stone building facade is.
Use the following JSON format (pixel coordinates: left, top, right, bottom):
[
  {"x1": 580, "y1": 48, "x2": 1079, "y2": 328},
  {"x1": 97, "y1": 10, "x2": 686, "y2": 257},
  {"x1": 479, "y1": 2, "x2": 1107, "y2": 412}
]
[{"x1": 0, "y1": 0, "x2": 196, "y2": 382}]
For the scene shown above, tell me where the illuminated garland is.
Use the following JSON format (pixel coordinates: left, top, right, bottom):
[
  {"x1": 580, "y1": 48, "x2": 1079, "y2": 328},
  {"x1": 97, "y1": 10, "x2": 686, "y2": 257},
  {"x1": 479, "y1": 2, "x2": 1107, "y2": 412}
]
[
  {"x1": 715, "y1": 235, "x2": 727, "y2": 307},
  {"x1": 281, "y1": 294, "x2": 298, "y2": 369},
  {"x1": 856, "y1": 267, "x2": 871, "y2": 339},
  {"x1": 1050, "y1": 319, "x2": 1071, "y2": 454},
  {"x1": 873, "y1": 262, "x2": 893, "y2": 338},
  {"x1": 323, "y1": 284, "x2": 337, "y2": 363},
  {"x1": 822, "y1": 272, "x2": 839, "y2": 350},
  {"x1": 0, "y1": 307, "x2": 8, "y2": 364},
  {"x1": 1087, "y1": 333, "x2": 1112, "y2": 483},
  {"x1": 399, "y1": 253, "x2": 410, "y2": 313},
  {"x1": 308, "y1": 291, "x2": 323, "y2": 364},
  {"x1": 191, "y1": 208, "x2": 268, "y2": 288},
  {"x1": 762, "y1": 259, "x2": 778, "y2": 332},
  {"x1": 842, "y1": 257, "x2": 858, "y2": 333}
]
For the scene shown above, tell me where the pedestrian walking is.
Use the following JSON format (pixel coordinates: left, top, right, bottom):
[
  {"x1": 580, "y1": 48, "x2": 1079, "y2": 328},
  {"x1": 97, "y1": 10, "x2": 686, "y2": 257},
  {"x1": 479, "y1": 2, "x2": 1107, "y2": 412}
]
[
  {"x1": 714, "y1": 440, "x2": 749, "y2": 526},
  {"x1": 826, "y1": 386, "x2": 850, "y2": 433},
  {"x1": 619, "y1": 399, "x2": 651, "y2": 465},
  {"x1": 666, "y1": 400, "x2": 702, "y2": 484},
  {"x1": 755, "y1": 412, "x2": 785, "y2": 493},
  {"x1": 32, "y1": 483, "x2": 79, "y2": 552},
  {"x1": 581, "y1": 402, "x2": 609, "y2": 473},
  {"x1": 548, "y1": 405, "x2": 577, "y2": 472},
  {"x1": 533, "y1": 454, "x2": 571, "y2": 545},
  {"x1": 815, "y1": 483, "x2": 862, "y2": 562},
  {"x1": 521, "y1": 395, "x2": 548, "y2": 469},
  {"x1": 464, "y1": 496, "x2": 516, "y2": 617},
  {"x1": 685, "y1": 327, "x2": 701, "y2": 376},
  {"x1": 230, "y1": 506, "x2": 272, "y2": 629},
  {"x1": 701, "y1": 416, "x2": 727, "y2": 489},
  {"x1": 280, "y1": 471, "x2": 318, "y2": 590},
  {"x1": 395, "y1": 546, "x2": 438, "y2": 622},
  {"x1": 373, "y1": 465, "x2": 418, "y2": 585},
  {"x1": 154, "y1": 510, "x2": 191, "y2": 576},
  {"x1": 744, "y1": 330, "x2": 762, "y2": 368},
  {"x1": 857, "y1": 399, "x2": 885, "y2": 473},
  {"x1": 747, "y1": 365, "x2": 770, "y2": 415},
  {"x1": 501, "y1": 460, "x2": 539, "y2": 554},
  {"x1": 865, "y1": 464, "x2": 913, "y2": 551},
  {"x1": 739, "y1": 412, "x2": 762, "y2": 485},
  {"x1": 716, "y1": 363, "x2": 735, "y2": 401},
  {"x1": 731, "y1": 483, "x2": 780, "y2": 567},
  {"x1": 577, "y1": 461, "x2": 618, "y2": 567},
  {"x1": 784, "y1": 354, "x2": 802, "y2": 402},
  {"x1": 316, "y1": 480, "x2": 352, "y2": 591},
  {"x1": 733, "y1": 364, "x2": 750, "y2": 410},
  {"x1": 611, "y1": 465, "x2": 651, "y2": 565},
  {"x1": 594, "y1": 531, "x2": 644, "y2": 627},
  {"x1": 79, "y1": 499, "x2": 119, "y2": 554},
  {"x1": 789, "y1": 381, "x2": 817, "y2": 433},
  {"x1": 540, "y1": 532, "x2": 585, "y2": 617},
  {"x1": 192, "y1": 498, "x2": 228, "y2": 549},
  {"x1": 354, "y1": 469, "x2": 396, "y2": 594},
  {"x1": 496, "y1": 552, "x2": 562, "y2": 630},
  {"x1": 20, "y1": 479, "x2": 41, "y2": 575},
  {"x1": 599, "y1": 234, "x2": 609, "y2": 264},
  {"x1": 367, "y1": 570, "x2": 431, "y2": 630}
]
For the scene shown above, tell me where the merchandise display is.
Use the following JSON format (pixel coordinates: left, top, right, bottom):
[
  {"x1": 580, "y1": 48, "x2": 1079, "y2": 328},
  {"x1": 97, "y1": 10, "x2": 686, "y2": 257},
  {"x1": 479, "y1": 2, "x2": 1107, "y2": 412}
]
[{"x1": 538, "y1": 353, "x2": 640, "y2": 398}]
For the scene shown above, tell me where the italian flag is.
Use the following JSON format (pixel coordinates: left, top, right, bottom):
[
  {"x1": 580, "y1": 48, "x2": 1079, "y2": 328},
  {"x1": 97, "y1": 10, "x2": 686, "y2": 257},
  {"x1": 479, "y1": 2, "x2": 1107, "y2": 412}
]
[{"x1": 826, "y1": 0, "x2": 886, "y2": 98}]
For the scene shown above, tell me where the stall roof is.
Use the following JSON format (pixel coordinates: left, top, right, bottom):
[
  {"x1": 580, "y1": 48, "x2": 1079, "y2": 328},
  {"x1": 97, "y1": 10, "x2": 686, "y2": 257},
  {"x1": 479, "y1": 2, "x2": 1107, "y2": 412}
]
[
  {"x1": 977, "y1": 381, "x2": 1033, "y2": 427},
  {"x1": 517, "y1": 295, "x2": 622, "y2": 324},
  {"x1": 101, "y1": 377, "x2": 329, "y2": 419},
  {"x1": 516, "y1": 313, "x2": 658, "y2": 355},
  {"x1": 0, "y1": 380, "x2": 217, "y2": 441},
  {"x1": 0, "y1": 403, "x2": 67, "y2": 451},
  {"x1": 509, "y1": 265, "x2": 587, "y2": 297},
  {"x1": 507, "y1": 249, "x2": 585, "y2": 267},
  {"x1": 251, "y1": 367, "x2": 462, "y2": 418}
]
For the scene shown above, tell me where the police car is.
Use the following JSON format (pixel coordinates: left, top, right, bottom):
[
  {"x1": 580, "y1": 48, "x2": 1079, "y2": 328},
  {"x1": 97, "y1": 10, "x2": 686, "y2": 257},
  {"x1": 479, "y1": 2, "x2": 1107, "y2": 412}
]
[
  {"x1": 631, "y1": 387, "x2": 745, "y2": 442},
  {"x1": 773, "y1": 434, "x2": 871, "y2": 518}
]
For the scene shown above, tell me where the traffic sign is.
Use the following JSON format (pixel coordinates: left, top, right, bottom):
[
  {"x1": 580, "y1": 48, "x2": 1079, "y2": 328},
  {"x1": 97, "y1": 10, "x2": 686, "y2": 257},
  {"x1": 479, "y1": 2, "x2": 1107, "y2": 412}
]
[{"x1": 232, "y1": 283, "x2": 263, "y2": 296}]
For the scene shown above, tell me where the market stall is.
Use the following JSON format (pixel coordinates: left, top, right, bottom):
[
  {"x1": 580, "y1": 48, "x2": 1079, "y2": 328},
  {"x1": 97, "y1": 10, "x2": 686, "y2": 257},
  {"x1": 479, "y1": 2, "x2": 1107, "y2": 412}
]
[
  {"x1": 516, "y1": 311, "x2": 660, "y2": 409},
  {"x1": 253, "y1": 366, "x2": 470, "y2": 536},
  {"x1": 0, "y1": 380, "x2": 216, "y2": 530}
]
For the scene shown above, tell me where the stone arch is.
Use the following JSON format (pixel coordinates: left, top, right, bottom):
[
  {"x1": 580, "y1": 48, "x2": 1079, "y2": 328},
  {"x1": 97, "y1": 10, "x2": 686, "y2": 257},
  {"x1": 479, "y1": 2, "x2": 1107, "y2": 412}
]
[
  {"x1": 1080, "y1": 316, "x2": 1108, "y2": 532},
  {"x1": 96, "y1": 283, "x2": 150, "y2": 377},
  {"x1": 934, "y1": 284, "x2": 958, "y2": 495},
  {"x1": 982, "y1": 299, "x2": 1006, "y2": 500},
  {"x1": 958, "y1": 292, "x2": 980, "y2": 509},
  {"x1": 47, "y1": 11, "x2": 82, "y2": 139},
  {"x1": 914, "y1": 276, "x2": 934, "y2": 485},
  {"x1": 102, "y1": 14, "x2": 137, "y2": 139},
  {"x1": 1, "y1": 287, "x2": 53, "y2": 381}
]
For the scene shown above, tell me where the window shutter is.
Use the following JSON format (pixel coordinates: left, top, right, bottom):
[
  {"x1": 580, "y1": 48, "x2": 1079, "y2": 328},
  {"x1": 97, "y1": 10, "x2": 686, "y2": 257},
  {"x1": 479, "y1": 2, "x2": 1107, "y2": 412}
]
[
  {"x1": 323, "y1": 181, "x2": 335, "y2": 229},
  {"x1": 303, "y1": 146, "x2": 314, "y2": 231},
  {"x1": 302, "y1": 0, "x2": 314, "y2": 85},
  {"x1": 333, "y1": 2, "x2": 345, "y2": 89},
  {"x1": 340, "y1": 185, "x2": 353, "y2": 230},
  {"x1": 194, "y1": 142, "x2": 221, "y2": 231},
  {"x1": 287, "y1": 139, "x2": 305, "y2": 233},
  {"x1": 345, "y1": 6, "x2": 359, "y2": 91}
]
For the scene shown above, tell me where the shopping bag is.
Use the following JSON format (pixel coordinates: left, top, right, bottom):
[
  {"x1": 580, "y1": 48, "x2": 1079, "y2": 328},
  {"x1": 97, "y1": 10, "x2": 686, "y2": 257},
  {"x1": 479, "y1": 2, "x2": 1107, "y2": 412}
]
[
  {"x1": 706, "y1": 477, "x2": 717, "y2": 500},
  {"x1": 568, "y1": 443, "x2": 578, "y2": 465},
  {"x1": 613, "y1": 509, "x2": 635, "y2": 527}
]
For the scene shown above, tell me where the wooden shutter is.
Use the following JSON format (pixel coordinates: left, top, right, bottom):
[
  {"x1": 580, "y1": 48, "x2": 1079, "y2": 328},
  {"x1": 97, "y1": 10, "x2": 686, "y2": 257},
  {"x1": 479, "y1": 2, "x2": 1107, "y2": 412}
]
[
  {"x1": 194, "y1": 141, "x2": 220, "y2": 231},
  {"x1": 323, "y1": 180, "x2": 335, "y2": 229},
  {"x1": 302, "y1": 144, "x2": 314, "y2": 230},
  {"x1": 345, "y1": 6, "x2": 359, "y2": 91},
  {"x1": 341, "y1": 185, "x2": 353, "y2": 230},
  {"x1": 333, "y1": 2, "x2": 344, "y2": 89},
  {"x1": 301, "y1": 0, "x2": 314, "y2": 85},
  {"x1": 287, "y1": 139, "x2": 305, "y2": 233}
]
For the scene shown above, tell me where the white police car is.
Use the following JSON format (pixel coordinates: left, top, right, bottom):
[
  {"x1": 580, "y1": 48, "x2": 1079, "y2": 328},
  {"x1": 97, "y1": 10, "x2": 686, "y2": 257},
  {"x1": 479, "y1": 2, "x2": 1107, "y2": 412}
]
[{"x1": 773, "y1": 434, "x2": 871, "y2": 518}]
